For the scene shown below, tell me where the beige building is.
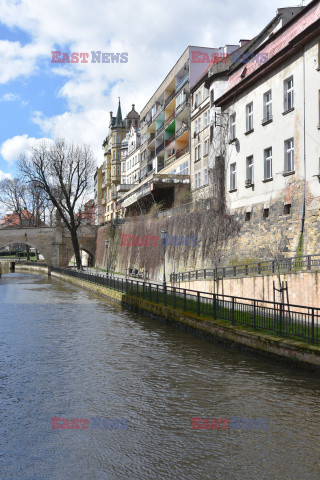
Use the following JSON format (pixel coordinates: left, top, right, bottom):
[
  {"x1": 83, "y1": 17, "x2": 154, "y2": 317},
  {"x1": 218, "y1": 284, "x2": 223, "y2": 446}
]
[{"x1": 101, "y1": 101, "x2": 139, "y2": 222}]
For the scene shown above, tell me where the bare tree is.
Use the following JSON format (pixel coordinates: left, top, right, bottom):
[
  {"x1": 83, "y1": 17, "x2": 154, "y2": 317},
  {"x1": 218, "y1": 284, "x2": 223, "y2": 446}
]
[
  {"x1": 19, "y1": 139, "x2": 96, "y2": 269},
  {"x1": 0, "y1": 177, "x2": 29, "y2": 226}
]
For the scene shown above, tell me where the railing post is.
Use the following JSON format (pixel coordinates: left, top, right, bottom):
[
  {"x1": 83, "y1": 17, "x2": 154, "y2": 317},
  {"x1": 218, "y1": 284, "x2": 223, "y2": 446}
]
[
  {"x1": 308, "y1": 255, "x2": 311, "y2": 271},
  {"x1": 197, "y1": 291, "x2": 200, "y2": 316},
  {"x1": 149, "y1": 283, "x2": 152, "y2": 302},
  {"x1": 156, "y1": 284, "x2": 159, "y2": 303},
  {"x1": 137, "y1": 281, "x2": 139, "y2": 297},
  {"x1": 245, "y1": 264, "x2": 248, "y2": 275},
  {"x1": 184, "y1": 289, "x2": 186, "y2": 311},
  {"x1": 204, "y1": 269, "x2": 206, "y2": 279},
  {"x1": 189, "y1": 271, "x2": 191, "y2": 281},
  {"x1": 233, "y1": 266, "x2": 236, "y2": 277},
  {"x1": 131, "y1": 279, "x2": 133, "y2": 294},
  {"x1": 258, "y1": 263, "x2": 261, "y2": 275},
  {"x1": 173, "y1": 287, "x2": 176, "y2": 309},
  {"x1": 121, "y1": 278, "x2": 123, "y2": 293},
  {"x1": 272, "y1": 261, "x2": 275, "y2": 274},
  {"x1": 279, "y1": 303, "x2": 283, "y2": 336},
  {"x1": 312, "y1": 308, "x2": 315, "y2": 345},
  {"x1": 253, "y1": 300, "x2": 256, "y2": 330},
  {"x1": 213, "y1": 293, "x2": 217, "y2": 320},
  {"x1": 196, "y1": 270, "x2": 198, "y2": 280},
  {"x1": 232, "y1": 297, "x2": 235, "y2": 325},
  {"x1": 164, "y1": 284, "x2": 167, "y2": 306}
]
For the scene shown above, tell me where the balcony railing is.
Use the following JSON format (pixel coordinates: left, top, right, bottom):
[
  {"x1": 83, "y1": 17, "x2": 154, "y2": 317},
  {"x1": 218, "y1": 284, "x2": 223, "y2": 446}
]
[
  {"x1": 156, "y1": 124, "x2": 165, "y2": 136},
  {"x1": 176, "y1": 145, "x2": 189, "y2": 159},
  {"x1": 148, "y1": 132, "x2": 155, "y2": 144},
  {"x1": 156, "y1": 142, "x2": 164, "y2": 155},
  {"x1": 165, "y1": 135, "x2": 175, "y2": 147},
  {"x1": 175, "y1": 74, "x2": 188, "y2": 92},
  {"x1": 165, "y1": 91, "x2": 175, "y2": 107},
  {"x1": 165, "y1": 113, "x2": 175, "y2": 128},
  {"x1": 176, "y1": 122, "x2": 189, "y2": 138},
  {"x1": 175, "y1": 99, "x2": 187, "y2": 115},
  {"x1": 148, "y1": 152, "x2": 155, "y2": 162}
]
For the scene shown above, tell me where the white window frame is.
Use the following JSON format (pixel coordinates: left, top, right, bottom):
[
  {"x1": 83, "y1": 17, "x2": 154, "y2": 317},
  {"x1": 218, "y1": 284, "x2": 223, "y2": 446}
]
[
  {"x1": 246, "y1": 103, "x2": 253, "y2": 132},
  {"x1": 230, "y1": 163, "x2": 236, "y2": 190},
  {"x1": 204, "y1": 167, "x2": 208, "y2": 185},
  {"x1": 264, "y1": 147, "x2": 272, "y2": 180},
  {"x1": 284, "y1": 138, "x2": 294, "y2": 173},
  {"x1": 230, "y1": 113, "x2": 236, "y2": 140},
  {"x1": 284, "y1": 76, "x2": 294, "y2": 111},
  {"x1": 246, "y1": 156, "x2": 254, "y2": 185},
  {"x1": 263, "y1": 90, "x2": 272, "y2": 122}
]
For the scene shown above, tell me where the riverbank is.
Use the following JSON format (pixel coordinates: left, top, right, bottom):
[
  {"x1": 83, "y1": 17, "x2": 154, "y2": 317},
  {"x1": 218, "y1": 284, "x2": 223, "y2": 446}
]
[{"x1": 14, "y1": 264, "x2": 320, "y2": 371}]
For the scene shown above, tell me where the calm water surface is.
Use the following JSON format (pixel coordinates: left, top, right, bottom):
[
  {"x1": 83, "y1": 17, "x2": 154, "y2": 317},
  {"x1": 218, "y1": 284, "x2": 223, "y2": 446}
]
[{"x1": 1, "y1": 272, "x2": 320, "y2": 480}]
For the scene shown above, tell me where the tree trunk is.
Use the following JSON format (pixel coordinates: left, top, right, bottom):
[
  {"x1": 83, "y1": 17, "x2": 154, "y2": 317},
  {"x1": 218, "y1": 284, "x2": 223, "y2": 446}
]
[{"x1": 70, "y1": 230, "x2": 81, "y2": 270}]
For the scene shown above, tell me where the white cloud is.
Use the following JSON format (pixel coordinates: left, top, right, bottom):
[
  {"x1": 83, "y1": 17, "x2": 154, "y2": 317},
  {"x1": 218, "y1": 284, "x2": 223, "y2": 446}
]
[
  {"x1": 0, "y1": 170, "x2": 12, "y2": 181},
  {"x1": 0, "y1": 0, "x2": 312, "y2": 166},
  {"x1": 0, "y1": 134, "x2": 52, "y2": 163},
  {"x1": 1, "y1": 93, "x2": 19, "y2": 101}
]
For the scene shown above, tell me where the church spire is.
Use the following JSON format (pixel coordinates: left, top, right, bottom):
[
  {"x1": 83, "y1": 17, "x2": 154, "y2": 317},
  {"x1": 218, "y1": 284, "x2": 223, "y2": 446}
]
[{"x1": 114, "y1": 97, "x2": 123, "y2": 127}]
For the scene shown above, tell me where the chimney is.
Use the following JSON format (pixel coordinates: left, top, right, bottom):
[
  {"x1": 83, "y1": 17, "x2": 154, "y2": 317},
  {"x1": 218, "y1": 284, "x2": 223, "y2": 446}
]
[
  {"x1": 239, "y1": 39, "x2": 250, "y2": 47},
  {"x1": 132, "y1": 104, "x2": 135, "y2": 110}
]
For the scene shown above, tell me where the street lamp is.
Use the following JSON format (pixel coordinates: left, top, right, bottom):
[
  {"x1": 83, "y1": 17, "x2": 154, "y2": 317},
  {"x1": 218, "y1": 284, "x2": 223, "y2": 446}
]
[
  {"x1": 161, "y1": 229, "x2": 167, "y2": 290},
  {"x1": 105, "y1": 239, "x2": 109, "y2": 279}
]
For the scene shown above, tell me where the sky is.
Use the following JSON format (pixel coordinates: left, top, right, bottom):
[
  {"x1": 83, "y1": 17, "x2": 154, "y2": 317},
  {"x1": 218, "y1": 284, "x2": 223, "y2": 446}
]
[{"x1": 0, "y1": 0, "x2": 310, "y2": 183}]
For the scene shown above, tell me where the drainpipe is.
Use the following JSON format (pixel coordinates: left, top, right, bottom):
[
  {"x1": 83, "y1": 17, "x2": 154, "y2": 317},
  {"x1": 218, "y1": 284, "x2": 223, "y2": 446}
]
[{"x1": 300, "y1": 45, "x2": 307, "y2": 234}]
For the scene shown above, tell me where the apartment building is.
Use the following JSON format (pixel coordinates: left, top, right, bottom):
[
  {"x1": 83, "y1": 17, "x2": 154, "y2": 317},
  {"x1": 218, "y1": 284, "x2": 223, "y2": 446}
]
[
  {"x1": 101, "y1": 101, "x2": 139, "y2": 222},
  {"x1": 210, "y1": 1, "x2": 320, "y2": 227},
  {"x1": 118, "y1": 45, "x2": 234, "y2": 216}
]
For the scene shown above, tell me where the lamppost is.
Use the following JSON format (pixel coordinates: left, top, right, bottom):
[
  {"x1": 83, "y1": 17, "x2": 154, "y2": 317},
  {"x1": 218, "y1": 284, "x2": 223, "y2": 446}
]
[
  {"x1": 161, "y1": 229, "x2": 167, "y2": 290},
  {"x1": 105, "y1": 239, "x2": 109, "y2": 279}
]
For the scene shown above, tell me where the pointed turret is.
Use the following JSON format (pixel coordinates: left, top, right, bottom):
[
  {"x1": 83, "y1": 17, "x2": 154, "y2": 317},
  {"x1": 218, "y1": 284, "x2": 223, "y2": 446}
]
[{"x1": 114, "y1": 97, "x2": 123, "y2": 127}]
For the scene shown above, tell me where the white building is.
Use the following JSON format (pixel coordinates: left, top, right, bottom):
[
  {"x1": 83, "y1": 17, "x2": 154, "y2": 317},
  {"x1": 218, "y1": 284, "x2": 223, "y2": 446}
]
[{"x1": 208, "y1": 3, "x2": 319, "y2": 228}]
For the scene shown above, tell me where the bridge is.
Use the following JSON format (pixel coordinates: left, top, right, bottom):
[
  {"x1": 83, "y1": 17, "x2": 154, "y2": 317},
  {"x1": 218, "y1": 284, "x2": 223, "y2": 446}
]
[{"x1": 0, "y1": 225, "x2": 97, "y2": 267}]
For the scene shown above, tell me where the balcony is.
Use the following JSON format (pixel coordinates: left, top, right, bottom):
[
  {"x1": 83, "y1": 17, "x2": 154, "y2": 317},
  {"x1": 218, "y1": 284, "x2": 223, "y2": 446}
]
[
  {"x1": 176, "y1": 122, "x2": 189, "y2": 138},
  {"x1": 156, "y1": 142, "x2": 164, "y2": 155},
  {"x1": 116, "y1": 184, "x2": 132, "y2": 193},
  {"x1": 176, "y1": 145, "x2": 189, "y2": 159},
  {"x1": 165, "y1": 91, "x2": 175, "y2": 107},
  {"x1": 175, "y1": 99, "x2": 187, "y2": 115},
  {"x1": 175, "y1": 74, "x2": 188, "y2": 92},
  {"x1": 165, "y1": 135, "x2": 175, "y2": 147},
  {"x1": 148, "y1": 132, "x2": 155, "y2": 144},
  {"x1": 165, "y1": 113, "x2": 175, "y2": 128},
  {"x1": 148, "y1": 152, "x2": 155, "y2": 162},
  {"x1": 156, "y1": 124, "x2": 165, "y2": 136}
]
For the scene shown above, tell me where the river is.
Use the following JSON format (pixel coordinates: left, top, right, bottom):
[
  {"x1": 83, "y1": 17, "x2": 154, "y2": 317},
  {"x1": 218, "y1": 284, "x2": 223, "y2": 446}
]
[{"x1": 1, "y1": 272, "x2": 320, "y2": 480}]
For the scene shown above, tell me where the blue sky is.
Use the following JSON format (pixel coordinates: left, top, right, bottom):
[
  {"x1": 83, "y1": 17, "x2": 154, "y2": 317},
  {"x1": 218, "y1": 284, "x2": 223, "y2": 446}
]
[{"x1": 0, "y1": 0, "x2": 311, "y2": 182}]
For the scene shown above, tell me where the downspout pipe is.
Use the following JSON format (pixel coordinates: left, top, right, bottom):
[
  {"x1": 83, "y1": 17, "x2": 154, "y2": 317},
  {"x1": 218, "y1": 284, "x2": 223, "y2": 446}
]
[{"x1": 300, "y1": 45, "x2": 307, "y2": 234}]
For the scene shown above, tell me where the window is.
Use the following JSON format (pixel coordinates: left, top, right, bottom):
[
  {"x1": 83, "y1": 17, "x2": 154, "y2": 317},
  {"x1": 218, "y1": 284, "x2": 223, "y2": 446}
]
[
  {"x1": 204, "y1": 168, "x2": 208, "y2": 185},
  {"x1": 284, "y1": 76, "x2": 294, "y2": 111},
  {"x1": 198, "y1": 172, "x2": 201, "y2": 188},
  {"x1": 194, "y1": 145, "x2": 201, "y2": 161},
  {"x1": 194, "y1": 92, "x2": 201, "y2": 108},
  {"x1": 194, "y1": 172, "x2": 198, "y2": 189},
  {"x1": 246, "y1": 103, "x2": 253, "y2": 132},
  {"x1": 264, "y1": 148, "x2": 272, "y2": 180},
  {"x1": 245, "y1": 212, "x2": 251, "y2": 221},
  {"x1": 284, "y1": 138, "x2": 294, "y2": 173},
  {"x1": 204, "y1": 111, "x2": 208, "y2": 128},
  {"x1": 113, "y1": 151, "x2": 116, "y2": 160},
  {"x1": 246, "y1": 156, "x2": 254, "y2": 185},
  {"x1": 117, "y1": 134, "x2": 121, "y2": 143},
  {"x1": 284, "y1": 204, "x2": 291, "y2": 215},
  {"x1": 210, "y1": 89, "x2": 214, "y2": 107},
  {"x1": 204, "y1": 139, "x2": 209, "y2": 156},
  {"x1": 230, "y1": 163, "x2": 236, "y2": 190},
  {"x1": 263, "y1": 208, "x2": 269, "y2": 219},
  {"x1": 204, "y1": 87, "x2": 209, "y2": 99},
  {"x1": 230, "y1": 113, "x2": 236, "y2": 140},
  {"x1": 117, "y1": 165, "x2": 120, "y2": 176},
  {"x1": 263, "y1": 91, "x2": 272, "y2": 122}
]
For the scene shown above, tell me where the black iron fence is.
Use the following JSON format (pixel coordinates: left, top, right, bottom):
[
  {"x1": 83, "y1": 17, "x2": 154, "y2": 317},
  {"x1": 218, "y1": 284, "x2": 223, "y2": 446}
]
[
  {"x1": 51, "y1": 267, "x2": 320, "y2": 346},
  {"x1": 170, "y1": 254, "x2": 320, "y2": 283}
]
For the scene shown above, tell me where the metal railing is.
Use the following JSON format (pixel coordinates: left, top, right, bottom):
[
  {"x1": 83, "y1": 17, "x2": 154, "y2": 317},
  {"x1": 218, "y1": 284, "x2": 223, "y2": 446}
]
[
  {"x1": 50, "y1": 267, "x2": 320, "y2": 346},
  {"x1": 165, "y1": 91, "x2": 175, "y2": 107},
  {"x1": 170, "y1": 254, "x2": 320, "y2": 283}
]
